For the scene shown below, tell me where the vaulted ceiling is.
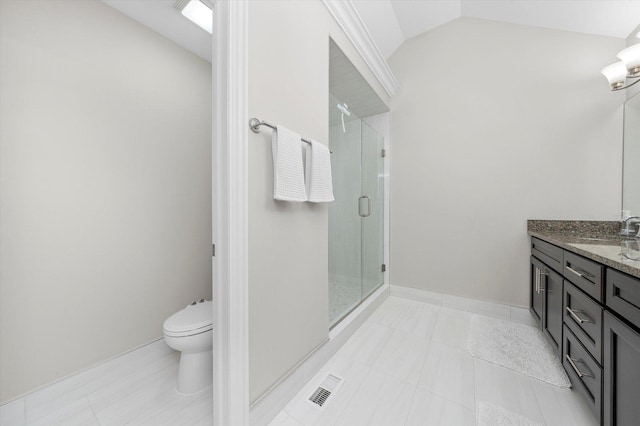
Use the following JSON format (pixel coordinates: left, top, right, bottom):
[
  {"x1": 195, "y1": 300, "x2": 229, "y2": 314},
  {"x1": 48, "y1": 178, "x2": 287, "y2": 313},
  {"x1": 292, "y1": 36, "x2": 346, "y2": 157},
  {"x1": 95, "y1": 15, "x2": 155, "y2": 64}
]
[
  {"x1": 353, "y1": 0, "x2": 640, "y2": 59},
  {"x1": 101, "y1": 0, "x2": 640, "y2": 64}
]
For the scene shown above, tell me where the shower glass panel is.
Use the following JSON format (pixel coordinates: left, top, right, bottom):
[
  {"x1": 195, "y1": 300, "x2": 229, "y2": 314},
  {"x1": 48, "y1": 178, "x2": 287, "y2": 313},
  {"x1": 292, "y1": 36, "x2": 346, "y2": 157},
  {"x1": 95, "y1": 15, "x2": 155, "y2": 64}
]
[
  {"x1": 328, "y1": 93, "x2": 384, "y2": 327},
  {"x1": 360, "y1": 121, "x2": 384, "y2": 299}
]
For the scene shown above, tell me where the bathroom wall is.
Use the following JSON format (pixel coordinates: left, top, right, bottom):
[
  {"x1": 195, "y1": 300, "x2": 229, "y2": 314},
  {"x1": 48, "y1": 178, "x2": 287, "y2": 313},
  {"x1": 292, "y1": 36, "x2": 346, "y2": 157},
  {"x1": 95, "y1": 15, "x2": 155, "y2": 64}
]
[
  {"x1": 247, "y1": 0, "x2": 389, "y2": 403},
  {"x1": 388, "y1": 18, "x2": 624, "y2": 307},
  {"x1": 0, "y1": 0, "x2": 212, "y2": 403}
]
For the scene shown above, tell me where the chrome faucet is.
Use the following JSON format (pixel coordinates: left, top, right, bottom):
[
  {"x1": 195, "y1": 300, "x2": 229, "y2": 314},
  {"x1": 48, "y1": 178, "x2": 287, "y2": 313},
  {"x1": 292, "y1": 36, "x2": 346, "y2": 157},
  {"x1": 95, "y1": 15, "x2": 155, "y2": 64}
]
[{"x1": 621, "y1": 216, "x2": 640, "y2": 237}]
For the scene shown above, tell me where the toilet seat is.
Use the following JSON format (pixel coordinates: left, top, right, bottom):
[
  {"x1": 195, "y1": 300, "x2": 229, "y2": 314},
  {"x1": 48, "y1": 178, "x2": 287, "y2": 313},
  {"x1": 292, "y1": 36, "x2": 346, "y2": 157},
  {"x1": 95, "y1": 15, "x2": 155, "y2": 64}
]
[{"x1": 163, "y1": 300, "x2": 213, "y2": 338}]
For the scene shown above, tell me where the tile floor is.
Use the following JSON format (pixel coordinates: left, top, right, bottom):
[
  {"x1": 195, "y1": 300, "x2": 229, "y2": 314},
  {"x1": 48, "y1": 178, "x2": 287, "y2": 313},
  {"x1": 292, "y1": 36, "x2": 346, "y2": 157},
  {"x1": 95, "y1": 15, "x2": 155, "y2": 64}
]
[
  {"x1": 0, "y1": 341, "x2": 212, "y2": 426},
  {"x1": 1, "y1": 295, "x2": 598, "y2": 426},
  {"x1": 268, "y1": 296, "x2": 598, "y2": 426}
]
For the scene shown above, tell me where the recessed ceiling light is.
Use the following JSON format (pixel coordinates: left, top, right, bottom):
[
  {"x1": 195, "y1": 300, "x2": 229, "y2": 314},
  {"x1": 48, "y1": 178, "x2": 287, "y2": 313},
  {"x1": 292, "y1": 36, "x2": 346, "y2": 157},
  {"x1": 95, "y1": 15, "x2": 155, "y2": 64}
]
[{"x1": 175, "y1": 0, "x2": 212, "y2": 34}]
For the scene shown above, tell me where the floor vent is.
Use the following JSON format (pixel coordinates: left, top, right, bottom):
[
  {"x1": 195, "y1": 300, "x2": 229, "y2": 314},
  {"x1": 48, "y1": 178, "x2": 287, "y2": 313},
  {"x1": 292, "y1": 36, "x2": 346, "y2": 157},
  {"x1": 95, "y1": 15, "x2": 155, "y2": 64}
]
[{"x1": 308, "y1": 374, "x2": 343, "y2": 409}]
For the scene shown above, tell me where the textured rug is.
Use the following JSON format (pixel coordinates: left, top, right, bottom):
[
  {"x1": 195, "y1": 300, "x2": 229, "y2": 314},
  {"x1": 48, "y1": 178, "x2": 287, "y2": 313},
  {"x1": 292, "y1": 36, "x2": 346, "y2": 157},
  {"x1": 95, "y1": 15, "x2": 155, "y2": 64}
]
[
  {"x1": 467, "y1": 315, "x2": 570, "y2": 387},
  {"x1": 477, "y1": 401, "x2": 543, "y2": 426}
]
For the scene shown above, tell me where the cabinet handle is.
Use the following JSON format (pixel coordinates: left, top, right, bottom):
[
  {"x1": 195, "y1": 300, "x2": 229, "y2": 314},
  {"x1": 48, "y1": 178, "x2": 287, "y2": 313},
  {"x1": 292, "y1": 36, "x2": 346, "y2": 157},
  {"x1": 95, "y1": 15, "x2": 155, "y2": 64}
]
[
  {"x1": 565, "y1": 307, "x2": 593, "y2": 324},
  {"x1": 565, "y1": 355, "x2": 594, "y2": 378},
  {"x1": 539, "y1": 270, "x2": 546, "y2": 292},
  {"x1": 566, "y1": 266, "x2": 584, "y2": 278},
  {"x1": 566, "y1": 265, "x2": 594, "y2": 279},
  {"x1": 535, "y1": 268, "x2": 539, "y2": 293}
]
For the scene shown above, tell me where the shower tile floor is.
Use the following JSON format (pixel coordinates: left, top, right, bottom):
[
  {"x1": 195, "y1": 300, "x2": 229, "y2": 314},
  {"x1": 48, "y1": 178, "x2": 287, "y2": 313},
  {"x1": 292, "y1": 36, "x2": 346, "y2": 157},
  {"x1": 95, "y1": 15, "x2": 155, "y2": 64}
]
[
  {"x1": 269, "y1": 296, "x2": 598, "y2": 426},
  {"x1": 0, "y1": 341, "x2": 212, "y2": 426},
  {"x1": 328, "y1": 279, "x2": 361, "y2": 326}
]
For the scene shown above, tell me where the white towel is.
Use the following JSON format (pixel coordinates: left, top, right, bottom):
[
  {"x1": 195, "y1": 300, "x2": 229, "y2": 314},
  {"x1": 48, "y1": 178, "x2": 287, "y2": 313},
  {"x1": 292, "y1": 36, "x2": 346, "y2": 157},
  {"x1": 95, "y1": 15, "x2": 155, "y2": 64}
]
[
  {"x1": 272, "y1": 125, "x2": 307, "y2": 202},
  {"x1": 305, "y1": 140, "x2": 334, "y2": 203}
]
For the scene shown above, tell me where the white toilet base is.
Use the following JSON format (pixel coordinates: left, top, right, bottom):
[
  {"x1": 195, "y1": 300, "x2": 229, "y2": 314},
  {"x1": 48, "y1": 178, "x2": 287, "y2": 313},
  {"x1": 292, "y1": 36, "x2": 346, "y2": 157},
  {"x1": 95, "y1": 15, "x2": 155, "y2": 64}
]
[{"x1": 176, "y1": 349, "x2": 213, "y2": 395}]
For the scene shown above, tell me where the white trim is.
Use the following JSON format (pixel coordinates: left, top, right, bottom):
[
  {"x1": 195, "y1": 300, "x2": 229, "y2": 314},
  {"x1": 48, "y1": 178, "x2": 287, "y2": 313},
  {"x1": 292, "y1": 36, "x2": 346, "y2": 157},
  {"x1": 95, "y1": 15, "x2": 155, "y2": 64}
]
[
  {"x1": 250, "y1": 285, "x2": 390, "y2": 426},
  {"x1": 322, "y1": 0, "x2": 400, "y2": 98},
  {"x1": 390, "y1": 285, "x2": 531, "y2": 323},
  {"x1": 212, "y1": 1, "x2": 250, "y2": 425}
]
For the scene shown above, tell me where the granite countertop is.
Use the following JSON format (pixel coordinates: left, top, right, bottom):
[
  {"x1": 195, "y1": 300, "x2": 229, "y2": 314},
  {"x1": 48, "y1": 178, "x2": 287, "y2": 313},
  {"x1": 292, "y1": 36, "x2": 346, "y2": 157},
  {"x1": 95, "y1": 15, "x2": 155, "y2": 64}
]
[{"x1": 527, "y1": 220, "x2": 640, "y2": 279}]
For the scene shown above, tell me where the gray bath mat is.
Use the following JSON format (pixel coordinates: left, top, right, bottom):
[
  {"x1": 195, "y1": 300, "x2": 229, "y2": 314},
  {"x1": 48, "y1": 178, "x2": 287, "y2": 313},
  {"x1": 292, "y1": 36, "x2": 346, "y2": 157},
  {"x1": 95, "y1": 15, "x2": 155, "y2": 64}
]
[
  {"x1": 477, "y1": 401, "x2": 543, "y2": 426},
  {"x1": 467, "y1": 315, "x2": 570, "y2": 387}
]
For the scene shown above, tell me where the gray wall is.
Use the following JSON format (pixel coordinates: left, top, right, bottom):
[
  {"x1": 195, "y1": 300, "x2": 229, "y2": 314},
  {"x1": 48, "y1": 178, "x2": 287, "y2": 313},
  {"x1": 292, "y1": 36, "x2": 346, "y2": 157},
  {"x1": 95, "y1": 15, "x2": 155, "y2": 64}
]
[
  {"x1": 388, "y1": 18, "x2": 624, "y2": 307},
  {"x1": 247, "y1": 0, "x2": 389, "y2": 403},
  {"x1": 0, "y1": 0, "x2": 212, "y2": 403}
]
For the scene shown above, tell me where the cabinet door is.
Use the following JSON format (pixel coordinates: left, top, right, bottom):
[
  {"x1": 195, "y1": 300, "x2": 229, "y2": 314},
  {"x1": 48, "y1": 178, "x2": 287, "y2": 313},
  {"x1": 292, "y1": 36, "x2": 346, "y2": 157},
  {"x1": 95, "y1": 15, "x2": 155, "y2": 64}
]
[
  {"x1": 530, "y1": 256, "x2": 543, "y2": 327},
  {"x1": 543, "y1": 267, "x2": 563, "y2": 356},
  {"x1": 603, "y1": 312, "x2": 640, "y2": 426}
]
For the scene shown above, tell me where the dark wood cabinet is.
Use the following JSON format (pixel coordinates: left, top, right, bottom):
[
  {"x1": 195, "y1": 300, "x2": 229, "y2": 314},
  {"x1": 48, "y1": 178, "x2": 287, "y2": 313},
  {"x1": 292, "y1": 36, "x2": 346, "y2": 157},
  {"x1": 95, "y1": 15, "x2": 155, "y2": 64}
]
[
  {"x1": 563, "y1": 325, "x2": 602, "y2": 421},
  {"x1": 530, "y1": 239, "x2": 563, "y2": 356},
  {"x1": 543, "y1": 267, "x2": 563, "y2": 355},
  {"x1": 603, "y1": 311, "x2": 640, "y2": 426},
  {"x1": 531, "y1": 256, "x2": 544, "y2": 325},
  {"x1": 531, "y1": 235, "x2": 640, "y2": 426}
]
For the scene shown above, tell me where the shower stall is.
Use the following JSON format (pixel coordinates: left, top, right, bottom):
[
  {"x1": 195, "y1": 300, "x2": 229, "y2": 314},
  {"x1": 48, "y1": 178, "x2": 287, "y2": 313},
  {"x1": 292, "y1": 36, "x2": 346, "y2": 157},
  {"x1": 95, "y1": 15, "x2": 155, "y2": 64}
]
[{"x1": 328, "y1": 93, "x2": 385, "y2": 327}]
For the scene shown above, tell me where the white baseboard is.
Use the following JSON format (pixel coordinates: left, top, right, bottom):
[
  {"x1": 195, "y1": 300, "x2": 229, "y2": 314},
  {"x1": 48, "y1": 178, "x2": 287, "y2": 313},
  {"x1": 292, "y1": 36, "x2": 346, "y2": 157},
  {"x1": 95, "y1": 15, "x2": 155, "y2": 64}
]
[
  {"x1": 250, "y1": 284, "x2": 390, "y2": 426},
  {"x1": 390, "y1": 284, "x2": 533, "y2": 325}
]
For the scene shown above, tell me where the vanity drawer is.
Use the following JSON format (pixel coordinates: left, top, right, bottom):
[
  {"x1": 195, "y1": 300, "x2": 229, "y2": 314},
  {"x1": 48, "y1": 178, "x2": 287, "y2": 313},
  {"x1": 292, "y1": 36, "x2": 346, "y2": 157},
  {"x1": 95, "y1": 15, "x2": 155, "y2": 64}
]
[
  {"x1": 606, "y1": 269, "x2": 640, "y2": 330},
  {"x1": 531, "y1": 237, "x2": 563, "y2": 273},
  {"x1": 564, "y1": 281, "x2": 603, "y2": 364},
  {"x1": 564, "y1": 251, "x2": 604, "y2": 303},
  {"x1": 563, "y1": 325, "x2": 602, "y2": 422}
]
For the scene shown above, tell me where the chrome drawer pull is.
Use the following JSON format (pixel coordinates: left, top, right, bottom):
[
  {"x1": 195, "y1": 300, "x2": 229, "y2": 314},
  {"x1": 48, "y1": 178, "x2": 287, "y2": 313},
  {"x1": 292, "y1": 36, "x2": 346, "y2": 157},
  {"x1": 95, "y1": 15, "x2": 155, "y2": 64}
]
[
  {"x1": 565, "y1": 355, "x2": 594, "y2": 378},
  {"x1": 565, "y1": 307, "x2": 593, "y2": 324},
  {"x1": 566, "y1": 265, "x2": 595, "y2": 279},
  {"x1": 566, "y1": 266, "x2": 584, "y2": 278}
]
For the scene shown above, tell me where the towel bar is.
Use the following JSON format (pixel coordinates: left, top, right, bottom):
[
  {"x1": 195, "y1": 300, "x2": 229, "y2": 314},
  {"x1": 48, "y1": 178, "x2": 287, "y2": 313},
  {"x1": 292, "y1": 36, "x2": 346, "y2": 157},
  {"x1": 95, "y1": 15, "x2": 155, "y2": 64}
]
[{"x1": 249, "y1": 118, "x2": 332, "y2": 153}]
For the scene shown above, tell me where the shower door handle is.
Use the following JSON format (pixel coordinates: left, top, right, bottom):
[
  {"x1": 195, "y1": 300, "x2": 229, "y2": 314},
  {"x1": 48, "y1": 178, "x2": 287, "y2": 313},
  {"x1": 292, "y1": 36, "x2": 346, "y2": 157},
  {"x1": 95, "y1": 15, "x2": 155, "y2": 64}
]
[{"x1": 358, "y1": 196, "x2": 371, "y2": 218}]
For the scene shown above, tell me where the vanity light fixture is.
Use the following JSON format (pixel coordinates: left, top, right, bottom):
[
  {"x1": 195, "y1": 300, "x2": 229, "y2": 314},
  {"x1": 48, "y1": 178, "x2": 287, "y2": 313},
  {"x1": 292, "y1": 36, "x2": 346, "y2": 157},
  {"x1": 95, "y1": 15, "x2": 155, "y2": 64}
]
[
  {"x1": 174, "y1": 0, "x2": 213, "y2": 34},
  {"x1": 601, "y1": 43, "x2": 640, "y2": 91}
]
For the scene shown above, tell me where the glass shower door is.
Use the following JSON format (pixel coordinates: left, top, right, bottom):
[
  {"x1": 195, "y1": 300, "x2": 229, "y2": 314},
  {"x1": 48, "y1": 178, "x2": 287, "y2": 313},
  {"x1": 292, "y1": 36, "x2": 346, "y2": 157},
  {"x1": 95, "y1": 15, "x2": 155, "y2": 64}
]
[
  {"x1": 360, "y1": 121, "x2": 384, "y2": 299},
  {"x1": 328, "y1": 94, "x2": 362, "y2": 326},
  {"x1": 328, "y1": 94, "x2": 385, "y2": 327}
]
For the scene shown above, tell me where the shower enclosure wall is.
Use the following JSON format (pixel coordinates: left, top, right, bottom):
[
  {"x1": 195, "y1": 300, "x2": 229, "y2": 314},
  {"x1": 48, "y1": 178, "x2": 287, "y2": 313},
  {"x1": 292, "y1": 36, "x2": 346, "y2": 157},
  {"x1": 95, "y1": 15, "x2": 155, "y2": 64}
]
[{"x1": 329, "y1": 93, "x2": 384, "y2": 327}]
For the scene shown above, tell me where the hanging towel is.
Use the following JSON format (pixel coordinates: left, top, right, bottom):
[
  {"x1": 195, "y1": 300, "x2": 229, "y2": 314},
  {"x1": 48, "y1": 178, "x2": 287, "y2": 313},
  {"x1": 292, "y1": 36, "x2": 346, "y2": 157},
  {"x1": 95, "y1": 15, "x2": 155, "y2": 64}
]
[
  {"x1": 272, "y1": 125, "x2": 307, "y2": 202},
  {"x1": 305, "y1": 140, "x2": 335, "y2": 203}
]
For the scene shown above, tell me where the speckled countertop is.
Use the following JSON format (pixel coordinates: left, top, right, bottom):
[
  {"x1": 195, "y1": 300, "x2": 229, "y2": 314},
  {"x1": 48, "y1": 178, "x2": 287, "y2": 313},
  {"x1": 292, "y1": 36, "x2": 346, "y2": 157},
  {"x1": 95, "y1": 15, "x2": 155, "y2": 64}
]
[{"x1": 527, "y1": 220, "x2": 640, "y2": 279}]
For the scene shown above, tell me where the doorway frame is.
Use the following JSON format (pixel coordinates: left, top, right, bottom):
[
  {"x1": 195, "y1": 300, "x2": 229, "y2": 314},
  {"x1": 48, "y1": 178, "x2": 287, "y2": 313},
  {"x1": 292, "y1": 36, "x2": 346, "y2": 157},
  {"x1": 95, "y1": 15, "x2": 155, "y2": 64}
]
[{"x1": 212, "y1": 1, "x2": 250, "y2": 425}]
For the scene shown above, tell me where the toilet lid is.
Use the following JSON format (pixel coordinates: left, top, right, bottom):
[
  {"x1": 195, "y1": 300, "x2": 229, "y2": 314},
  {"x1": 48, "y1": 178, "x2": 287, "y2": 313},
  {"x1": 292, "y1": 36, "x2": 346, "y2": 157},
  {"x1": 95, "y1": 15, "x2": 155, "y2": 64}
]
[{"x1": 163, "y1": 300, "x2": 213, "y2": 334}]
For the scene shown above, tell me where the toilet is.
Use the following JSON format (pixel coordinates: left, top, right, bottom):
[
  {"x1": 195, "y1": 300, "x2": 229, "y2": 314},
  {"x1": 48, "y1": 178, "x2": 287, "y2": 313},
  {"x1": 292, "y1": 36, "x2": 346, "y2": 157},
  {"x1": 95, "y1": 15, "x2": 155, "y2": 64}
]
[{"x1": 163, "y1": 299, "x2": 213, "y2": 395}]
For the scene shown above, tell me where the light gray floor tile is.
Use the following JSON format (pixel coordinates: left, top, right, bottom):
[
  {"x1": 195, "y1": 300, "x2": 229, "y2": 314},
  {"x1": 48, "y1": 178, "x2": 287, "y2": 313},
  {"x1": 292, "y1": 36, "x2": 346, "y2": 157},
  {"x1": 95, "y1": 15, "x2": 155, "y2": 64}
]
[
  {"x1": 530, "y1": 378, "x2": 599, "y2": 426},
  {"x1": 332, "y1": 370, "x2": 415, "y2": 426},
  {"x1": 0, "y1": 398, "x2": 25, "y2": 426},
  {"x1": 405, "y1": 387, "x2": 475, "y2": 426},
  {"x1": 268, "y1": 411, "x2": 305, "y2": 426},
  {"x1": 25, "y1": 397, "x2": 98, "y2": 426},
  {"x1": 474, "y1": 358, "x2": 545, "y2": 424},
  {"x1": 417, "y1": 343, "x2": 475, "y2": 410},
  {"x1": 432, "y1": 307, "x2": 471, "y2": 350},
  {"x1": 334, "y1": 321, "x2": 391, "y2": 366},
  {"x1": 372, "y1": 328, "x2": 430, "y2": 384}
]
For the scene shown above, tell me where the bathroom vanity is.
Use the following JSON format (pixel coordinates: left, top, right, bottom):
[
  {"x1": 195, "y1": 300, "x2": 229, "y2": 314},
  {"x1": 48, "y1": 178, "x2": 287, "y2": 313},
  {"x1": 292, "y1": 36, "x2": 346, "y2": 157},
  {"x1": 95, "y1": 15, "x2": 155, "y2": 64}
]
[{"x1": 528, "y1": 220, "x2": 640, "y2": 426}]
